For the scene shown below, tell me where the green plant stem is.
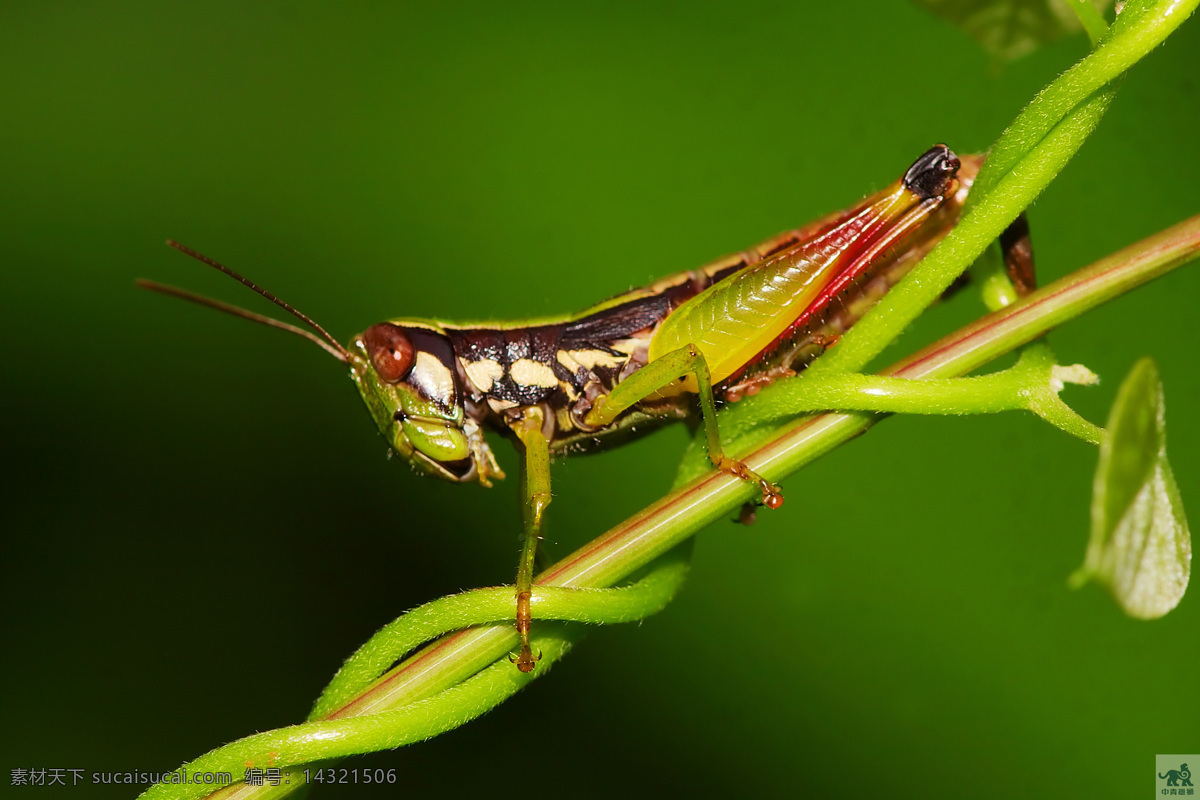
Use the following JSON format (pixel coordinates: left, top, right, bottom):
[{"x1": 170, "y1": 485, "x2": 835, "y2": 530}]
[
  {"x1": 807, "y1": 0, "x2": 1198, "y2": 379},
  {"x1": 1062, "y1": 0, "x2": 1110, "y2": 45},
  {"x1": 171, "y1": 627, "x2": 579, "y2": 800},
  {"x1": 150, "y1": 212, "x2": 1200, "y2": 800},
  {"x1": 386, "y1": 215, "x2": 1200, "y2": 712},
  {"x1": 807, "y1": 83, "x2": 1117, "y2": 379},
  {"x1": 972, "y1": 0, "x2": 1196, "y2": 205},
  {"x1": 309, "y1": 542, "x2": 693, "y2": 719},
  {"x1": 705, "y1": 346, "x2": 1103, "y2": 444},
  {"x1": 973, "y1": 0, "x2": 1105, "y2": 308},
  {"x1": 153, "y1": 5, "x2": 1198, "y2": 795}
]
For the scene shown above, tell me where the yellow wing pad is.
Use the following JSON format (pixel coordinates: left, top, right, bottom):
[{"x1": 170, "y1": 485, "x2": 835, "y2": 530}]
[{"x1": 648, "y1": 176, "x2": 948, "y2": 390}]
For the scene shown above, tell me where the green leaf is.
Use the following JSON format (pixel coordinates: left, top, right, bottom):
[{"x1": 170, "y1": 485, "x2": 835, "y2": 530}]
[
  {"x1": 912, "y1": 0, "x2": 1112, "y2": 61},
  {"x1": 1072, "y1": 358, "x2": 1192, "y2": 619}
]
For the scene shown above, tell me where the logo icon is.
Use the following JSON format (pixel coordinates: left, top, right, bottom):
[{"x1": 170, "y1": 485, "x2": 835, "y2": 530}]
[{"x1": 1157, "y1": 755, "x2": 1197, "y2": 796}]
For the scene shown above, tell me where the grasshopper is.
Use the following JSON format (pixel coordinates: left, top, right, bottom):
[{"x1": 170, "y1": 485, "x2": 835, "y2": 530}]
[{"x1": 140, "y1": 145, "x2": 1033, "y2": 671}]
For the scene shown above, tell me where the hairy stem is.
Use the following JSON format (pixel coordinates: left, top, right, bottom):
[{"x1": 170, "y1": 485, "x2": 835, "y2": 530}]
[
  {"x1": 149, "y1": 212, "x2": 1200, "y2": 800},
  {"x1": 709, "y1": 346, "x2": 1102, "y2": 444},
  {"x1": 151, "y1": 4, "x2": 1199, "y2": 795}
]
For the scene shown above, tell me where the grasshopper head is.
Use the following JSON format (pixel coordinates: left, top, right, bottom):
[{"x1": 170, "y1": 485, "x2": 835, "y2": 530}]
[
  {"x1": 351, "y1": 321, "x2": 502, "y2": 485},
  {"x1": 139, "y1": 242, "x2": 502, "y2": 487}
]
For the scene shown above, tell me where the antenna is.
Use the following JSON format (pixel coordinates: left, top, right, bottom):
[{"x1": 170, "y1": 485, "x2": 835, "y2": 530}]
[{"x1": 137, "y1": 241, "x2": 353, "y2": 363}]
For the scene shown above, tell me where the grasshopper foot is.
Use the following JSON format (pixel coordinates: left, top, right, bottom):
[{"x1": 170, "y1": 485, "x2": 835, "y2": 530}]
[
  {"x1": 510, "y1": 645, "x2": 543, "y2": 673},
  {"x1": 711, "y1": 455, "x2": 784, "y2": 509},
  {"x1": 512, "y1": 588, "x2": 543, "y2": 672}
]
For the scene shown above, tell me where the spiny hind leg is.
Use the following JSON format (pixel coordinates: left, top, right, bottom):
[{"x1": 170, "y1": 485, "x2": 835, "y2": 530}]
[
  {"x1": 939, "y1": 211, "x2": 1036, "y2": 302},
  {"x1": 584, "y1": 344, "x2": 783, "y2": 509},
  {"x1": 1000, "y1": 212, "x2": 1036, "y2": 296}
]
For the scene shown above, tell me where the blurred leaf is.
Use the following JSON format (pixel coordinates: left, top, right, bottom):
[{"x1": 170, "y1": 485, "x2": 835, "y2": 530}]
[
  {"x1": 912, "y1": 0, "x2": 1112, "y2": 60},
  {"x1": 1071, "y1": 358, "x2": 1192, "y2": 619}
]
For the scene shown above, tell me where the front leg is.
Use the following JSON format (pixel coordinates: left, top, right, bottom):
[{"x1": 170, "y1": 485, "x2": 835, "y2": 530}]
[
  {"x1": 510, "y1": 406, "x2": 552, "y2": 672},
  {"x1": 584, "y1": 344, "x2": 783, "y2": 509}
]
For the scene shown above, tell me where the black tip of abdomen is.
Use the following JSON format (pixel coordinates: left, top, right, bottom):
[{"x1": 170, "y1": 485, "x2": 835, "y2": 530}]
[{"x1": 904, "y1": 144, "x2": 961, "y2": 199}]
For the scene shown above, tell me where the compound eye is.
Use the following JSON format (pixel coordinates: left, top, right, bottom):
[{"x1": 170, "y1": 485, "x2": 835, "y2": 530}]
[{"x1": 364, "y1": 323, "x2": 415, "y2": 383}]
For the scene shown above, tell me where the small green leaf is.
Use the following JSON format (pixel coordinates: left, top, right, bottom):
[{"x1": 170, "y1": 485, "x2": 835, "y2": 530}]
[
  {"x1": 1072, "y1": 358, "x2": 1191, "y2": 619},
  {"x1": 912, "y1": 0, "x2": 1112, "y2": 61}
]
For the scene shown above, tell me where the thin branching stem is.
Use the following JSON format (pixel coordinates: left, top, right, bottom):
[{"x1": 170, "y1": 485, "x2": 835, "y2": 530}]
[
  {"x1": 147, "y1": 212, "x2": 1200, "y2": 800},
  {"x1": 144, "y1": 3, "x2": 1200, "y2": 797}
]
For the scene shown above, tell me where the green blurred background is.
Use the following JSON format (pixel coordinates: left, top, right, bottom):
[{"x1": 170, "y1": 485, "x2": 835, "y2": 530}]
[{"x1": 3, "y1": 2, "x2": 1197, "y2": 797}]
